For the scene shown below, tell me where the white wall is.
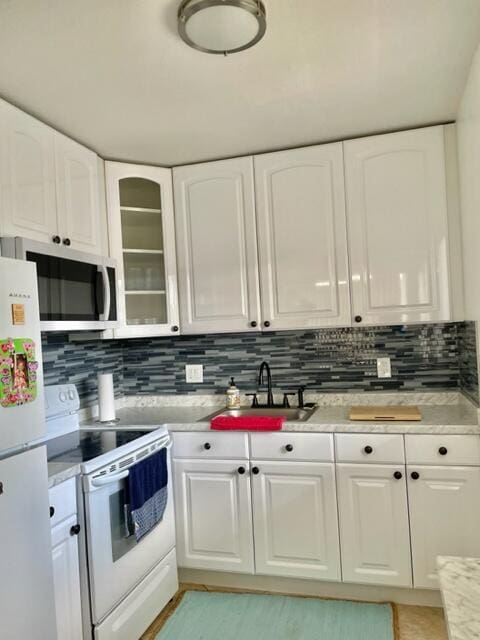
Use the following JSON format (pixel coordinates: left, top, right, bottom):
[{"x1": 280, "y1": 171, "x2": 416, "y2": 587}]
[{"x1": 457, "y1": 44, "x2": 480, "y2": 319}]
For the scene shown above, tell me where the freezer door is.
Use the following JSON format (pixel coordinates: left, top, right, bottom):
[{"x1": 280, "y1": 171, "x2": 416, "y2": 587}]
[
  {"x1": 0, "y1": 256, "x2": 45, "y2": 450},
  {"x1": 0, "y1": 446, "x2": 57, "y2": 639}
]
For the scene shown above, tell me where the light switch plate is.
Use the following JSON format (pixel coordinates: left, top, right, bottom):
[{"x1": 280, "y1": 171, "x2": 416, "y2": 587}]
[
  {"x1": 186, "y1": 364, "x2": 203, "y2": 383},
  {"x1": 377, "y1": 357, "x2": 392, "y2": 378}
]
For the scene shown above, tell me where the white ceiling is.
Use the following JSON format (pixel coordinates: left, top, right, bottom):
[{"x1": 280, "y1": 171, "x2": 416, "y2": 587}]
[{"x1": 0, "y1": 0, "x2": 480, "y2": 166}]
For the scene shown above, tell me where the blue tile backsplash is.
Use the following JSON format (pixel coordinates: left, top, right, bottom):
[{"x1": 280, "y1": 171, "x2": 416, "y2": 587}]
[
  {"x1": 459, "y1": 321, "x2": 479, "y2": 403},
  {"x1": 41, "y1": 322, "x2": 479, "y2": 408}
]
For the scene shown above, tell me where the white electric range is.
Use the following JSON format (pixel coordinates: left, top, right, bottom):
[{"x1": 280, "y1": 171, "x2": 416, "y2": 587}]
[{"x1": 45, "y1": 384, "x2": 178, "y2": 640}]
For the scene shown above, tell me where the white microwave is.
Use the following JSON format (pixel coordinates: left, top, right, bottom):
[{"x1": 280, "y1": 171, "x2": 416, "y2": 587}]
[{"x1": 0, "y1": 237, "x2": 118, "y2": 331}]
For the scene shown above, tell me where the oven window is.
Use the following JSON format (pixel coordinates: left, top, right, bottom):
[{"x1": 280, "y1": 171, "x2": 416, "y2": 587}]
[
  {"x1": 109, "y1": 486, "x2": 137, "y2": 562},
  {"x1": 27, "y1": 252, "x2": 102, "y2": 321}
]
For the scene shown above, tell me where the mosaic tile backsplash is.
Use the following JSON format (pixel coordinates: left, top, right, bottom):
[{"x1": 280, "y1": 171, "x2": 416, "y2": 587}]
[
  {"x1": 42, "y1": 322, "x2": 479, "y2": 408},
  {"x1": 459, "y1": 321, "x2": 479, "y2": 403}
]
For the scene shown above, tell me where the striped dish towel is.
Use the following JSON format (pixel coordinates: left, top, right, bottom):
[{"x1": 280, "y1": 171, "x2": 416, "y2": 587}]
[{"x1": 128, "y1": 448, "x2": 168, "y2": 542}]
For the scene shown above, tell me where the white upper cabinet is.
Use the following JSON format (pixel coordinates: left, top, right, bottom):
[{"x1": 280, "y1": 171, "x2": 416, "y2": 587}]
[
  {"x1": 105, "y1": 161, "x2": 180, "y2": 338},
  {"x1": 173, "y1": 157, "x2": 261, "y2": 334},
  {"x1": 0, "y1": 100, "x2": 57, "y2": 242},
  {"x1": 0, "y1": 98, "x2": 106, "y2": 255},
  {"x1": 54, "y1": 132, "x2": 103, "y2": 254},
  {"x1": 254, "y1": 143, "x2": 350, "y2": 330},
  {"x1": 344, "y1": 126, "x2": 452, "y2": 326}
]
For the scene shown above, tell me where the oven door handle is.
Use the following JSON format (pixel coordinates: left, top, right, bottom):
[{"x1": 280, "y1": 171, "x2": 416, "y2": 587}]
[
  {"x1": 91, "y1": 469, "x2": 129, "y2": 488},
  {"x1": 98, "y1": 265, "x2": 110, "y2": 322}
]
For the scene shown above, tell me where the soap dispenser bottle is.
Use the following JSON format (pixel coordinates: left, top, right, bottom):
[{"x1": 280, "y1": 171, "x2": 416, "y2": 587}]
[{"x1": 226, "y1": 377, "x2": 241, "y2": 409}]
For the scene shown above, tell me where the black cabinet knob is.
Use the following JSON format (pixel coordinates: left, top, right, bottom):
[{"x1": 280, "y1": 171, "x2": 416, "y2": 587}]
[
  {"x1": 393, "y1": 471, "x2": 403, "y2": 480},
  {"x1": 354, "y1": 315, "x2": 362, "y2": 323},
  {"x1": 52, "y1": 235, "x2": 61, "y2": 244},
  {"x1": 263, "y1": 321, "x2": 271, "y2": 328},
  {"x1": 63, "y1": 237, "x2": 71, "y2": 246},
  {"x1": 70, "y1": 524, "x2": 81, "y2": 536},
  {"x1": 203, "y1": 442, "x2": 211, "y2": 450},
  {"x1": 252, "y1": 466, "x2": 260, "y2": 475},
  {"x1": 250, "y1": 321, "x2": 257, "y2": 328},
  {"x1": 364, "y1": 445, "x2": 373, "y2": 454},
  {"x1": 172, "y1": 325, "x2": 179, "y2": 332},
  {"x1": 49, "y1": 506, "x2": 55, "y2": 518},
  {"x1": 411, "y1": 471, "x2": 420, "y2": 480},
  {"x1": 285, "y1": 444, "x2": 294, "y2": 452},
  {"x1": 238, "y1": 466, "x2": 246, "y2": 475},
  {"x1": 439, "y1": 446, "x2": 448, "y2": 456}
]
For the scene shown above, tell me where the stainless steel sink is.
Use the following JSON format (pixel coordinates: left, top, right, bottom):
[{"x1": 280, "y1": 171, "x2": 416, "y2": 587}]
[{"x1": 205, "y1": 406, "x2": 316, "y2": 422}]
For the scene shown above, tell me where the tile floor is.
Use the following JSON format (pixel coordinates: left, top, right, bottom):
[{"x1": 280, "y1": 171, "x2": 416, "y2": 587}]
[
  {"x1": 141, "y1": 584, "x2": 448, "y2": 640},
  {"x1": 396, "y1": 605, "x2": 448, "y2": 640}
]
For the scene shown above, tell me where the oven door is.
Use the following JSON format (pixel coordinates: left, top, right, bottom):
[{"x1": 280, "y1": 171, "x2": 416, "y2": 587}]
[{"x1": 84, "y1": 450, "x2": 175, "y2": 623}]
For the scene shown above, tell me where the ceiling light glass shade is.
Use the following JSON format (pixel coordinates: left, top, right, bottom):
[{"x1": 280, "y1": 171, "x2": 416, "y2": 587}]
[{"x1": 178, "y1": 0, "x2": 266, "y2": 54}]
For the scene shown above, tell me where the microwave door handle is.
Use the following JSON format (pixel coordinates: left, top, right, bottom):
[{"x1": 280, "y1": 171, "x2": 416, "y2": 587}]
[{"x1": 98, "y1": 265, "x2": 110, "y2": 321}]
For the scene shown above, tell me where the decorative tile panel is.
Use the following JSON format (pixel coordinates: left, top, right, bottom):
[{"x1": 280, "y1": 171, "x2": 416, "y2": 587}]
[{"x1": 42, "y1": 322, "x2": 479, "y2": 408}]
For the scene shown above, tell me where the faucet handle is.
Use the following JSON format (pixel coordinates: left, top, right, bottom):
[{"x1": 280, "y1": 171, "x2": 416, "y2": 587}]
[
  {"x1": 246, "y1": 393, "x2": 259, "y2": 408},
  {"x1": 282, "y1": 393, "x2": 295, "y2": 408},
  {"x1": 297, "y1": 385, "x2": 306, "y2": 409}
]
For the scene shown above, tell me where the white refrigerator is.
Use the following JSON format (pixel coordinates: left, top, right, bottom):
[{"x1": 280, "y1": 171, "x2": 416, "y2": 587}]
[{"x1": 0, "y1": 256, "x2": 57, "y2": 639}]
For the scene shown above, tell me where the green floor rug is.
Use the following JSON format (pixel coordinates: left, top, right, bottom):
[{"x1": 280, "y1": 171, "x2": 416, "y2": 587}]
[{"x1": 155, "y1": 590, "x2": 394, "y2": 640}]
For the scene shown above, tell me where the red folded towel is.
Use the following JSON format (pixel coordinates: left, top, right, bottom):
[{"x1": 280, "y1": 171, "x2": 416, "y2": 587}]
[{"x1": 210, "y1": 415, "x2": 285, "y2": 431}]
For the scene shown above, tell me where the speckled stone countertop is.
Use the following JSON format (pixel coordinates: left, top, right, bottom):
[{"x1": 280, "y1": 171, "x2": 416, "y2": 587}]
[
  {"x1": 47, "y1": 461, "x2": 81, "y2": 488},
  {"x1": 437, "y1": 556, "x2": 480, "y2": 640},
  {"x1": 80, "y1": 406, "x2": 212, "y2": 429},
  {"x1": 80, "y1": 403, "x2": 480, "y2": 435},
  {"x1": 47, "y1": 395, "x2": 479, "y2": 487}
]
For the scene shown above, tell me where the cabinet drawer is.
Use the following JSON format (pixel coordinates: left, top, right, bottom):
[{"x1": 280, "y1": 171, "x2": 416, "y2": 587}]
[
  {"x1": 335, "y1": 434, "x2": 405, "y2": 464},
  {"x1": 172, "y1": 432, "x2": 249, "y2": 459},
  {"x1": 250, "y1": 433, "x2": 334, "y2": 461},
  {"x1": 49, "y1": 477, "x2": 77, "y2": 527},
  {"x1": 405, "y1": 435, "x2": 480, "y2": 466}
]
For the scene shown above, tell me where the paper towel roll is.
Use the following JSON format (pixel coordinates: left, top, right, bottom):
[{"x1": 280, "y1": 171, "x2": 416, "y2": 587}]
[{"x1": 98, "y1": 373, "x2": 116, "y2": 422}]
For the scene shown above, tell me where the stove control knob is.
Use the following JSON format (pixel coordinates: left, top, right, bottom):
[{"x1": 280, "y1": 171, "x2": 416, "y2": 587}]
[
  {"x1": 68, "y1": 389, "x2": 75, "y2": 400},
  {"x1": 59, "y1": 391, "x2": 67, "y2": 402}
]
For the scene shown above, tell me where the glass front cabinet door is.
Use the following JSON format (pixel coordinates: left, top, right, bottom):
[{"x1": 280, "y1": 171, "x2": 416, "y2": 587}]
[{"x1": 105, "y1": 162, "x2": 180, "y2": 337}]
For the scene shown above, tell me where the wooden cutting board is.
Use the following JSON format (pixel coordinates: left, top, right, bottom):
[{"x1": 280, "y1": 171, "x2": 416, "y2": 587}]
[{"x1": 349, "y1": 405, "x2": 422, "y2": 421}]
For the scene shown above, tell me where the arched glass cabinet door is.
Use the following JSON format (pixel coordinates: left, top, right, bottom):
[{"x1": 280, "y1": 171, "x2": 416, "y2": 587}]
[{"x1": 105, "y1": 162, "x2": 179, "y2": 337}]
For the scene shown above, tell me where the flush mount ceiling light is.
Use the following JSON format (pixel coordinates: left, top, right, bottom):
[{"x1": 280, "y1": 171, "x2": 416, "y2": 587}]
[{"x1": 178, "y1": 0, "x2": 266, "y2": 55}]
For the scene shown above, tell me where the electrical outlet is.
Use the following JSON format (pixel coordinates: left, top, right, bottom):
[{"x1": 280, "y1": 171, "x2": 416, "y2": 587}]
[
  {"x1": 185, "y1": 364, "x2": 203, "y2": 383},
  {"x1": 377, "y1": 357, "x2": 392, "y2": 379}
]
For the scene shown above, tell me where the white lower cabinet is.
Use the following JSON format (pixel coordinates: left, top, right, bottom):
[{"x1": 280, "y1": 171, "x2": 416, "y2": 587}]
[
  {"x1": 408, "y1": 465, "x2": 480, "y2": 589},
  {"x1": 49, "y1": 478, "x2": 83, "y2": 640},
  {"x1": 251, "y1": 461, "x2": 341, "y2": 580},
  {"x1": 336, "y1": 464, "x2": 412, "y2": 587},
  {"x1": 51, "y1": 514, "x2": 83, "y2": 640},
  {"x1": 173, "y1": 458, "x2": 254, "y2": 573},
  {"x1": 172, "y1": 432, "x2": 480, "y2": 592}
]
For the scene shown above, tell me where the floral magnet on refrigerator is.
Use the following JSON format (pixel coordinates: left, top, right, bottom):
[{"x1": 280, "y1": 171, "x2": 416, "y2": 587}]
[{"x1": 0, "y1": 338, "x2": 39, "y2": 407}]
